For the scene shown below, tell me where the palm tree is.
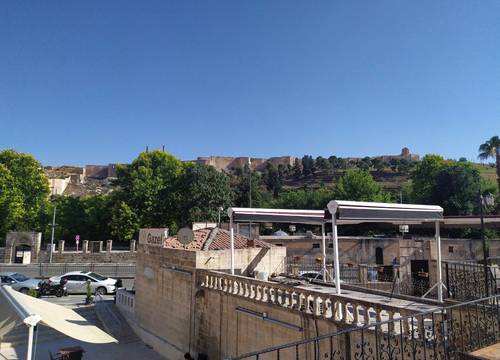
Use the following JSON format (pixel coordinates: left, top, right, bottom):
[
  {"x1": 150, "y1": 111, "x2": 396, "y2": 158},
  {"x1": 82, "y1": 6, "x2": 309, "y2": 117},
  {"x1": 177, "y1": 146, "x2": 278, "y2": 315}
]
[{"x1": 479, "y1": 135, "x2": 500, "y2": 190}]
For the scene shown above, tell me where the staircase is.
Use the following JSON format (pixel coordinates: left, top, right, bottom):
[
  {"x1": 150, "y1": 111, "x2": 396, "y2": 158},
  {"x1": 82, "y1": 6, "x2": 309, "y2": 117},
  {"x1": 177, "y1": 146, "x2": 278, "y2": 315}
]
[{"x1": 94, "y1": 300, "x2": 140, "y2": 344}]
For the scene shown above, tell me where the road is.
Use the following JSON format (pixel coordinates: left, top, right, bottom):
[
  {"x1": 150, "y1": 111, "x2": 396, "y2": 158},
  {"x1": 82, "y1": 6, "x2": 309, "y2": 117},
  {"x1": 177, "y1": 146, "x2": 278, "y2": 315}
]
[{"x1": 42, "y1": 293, "x2": 115, "y2": 307}]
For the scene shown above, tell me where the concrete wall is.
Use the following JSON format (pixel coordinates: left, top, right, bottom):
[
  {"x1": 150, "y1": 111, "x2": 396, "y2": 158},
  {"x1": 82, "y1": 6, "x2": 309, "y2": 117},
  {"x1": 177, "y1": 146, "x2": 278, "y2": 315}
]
[
  {"x1": 134, "y1": 245, "x2": 288, "y2": 359},
  {"x1": 196, "y1": 247, "x2": 286, "y2": 276},
  {"x1": 84, "y1": 165, "x2": 109, "y2": 179},
  {"x1": 261, "y1": 235, "x2": 500, "y2": 266},
  {"x1": 37, "y1": 250, "x2": 136, "y2": 263},
  {"x1": 49, "y1": 177, "x2": 71, "y2": 196},
  {"x1": 195, "y1": 286, "x2": 342, "y2": 359}
]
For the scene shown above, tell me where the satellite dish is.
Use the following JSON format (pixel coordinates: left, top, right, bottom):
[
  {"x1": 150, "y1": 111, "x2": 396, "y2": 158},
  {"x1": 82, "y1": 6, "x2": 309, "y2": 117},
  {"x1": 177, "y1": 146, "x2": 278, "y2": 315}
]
[{"x1": 177, "y1": 227, "x2": 194, "y2": 246}]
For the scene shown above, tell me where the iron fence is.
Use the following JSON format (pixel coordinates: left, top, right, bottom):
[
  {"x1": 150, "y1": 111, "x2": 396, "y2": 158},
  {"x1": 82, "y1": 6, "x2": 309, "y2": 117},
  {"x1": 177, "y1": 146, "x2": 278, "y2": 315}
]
[
  {"x1": 226, "y1": 295, "x2": 500, "y2": 360},
  {"x1": 0, "y1": 263, "x2": 136, "y2": 279},
  {"x1": 444, "y1": 261, "x2": 497, "y2": 301}
]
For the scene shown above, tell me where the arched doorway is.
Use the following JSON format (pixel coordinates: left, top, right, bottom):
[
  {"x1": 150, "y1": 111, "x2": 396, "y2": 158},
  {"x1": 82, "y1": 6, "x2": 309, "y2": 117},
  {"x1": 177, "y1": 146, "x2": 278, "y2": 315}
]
[{"x1": 14, "y1": 244, "x2": 32, "y2": 264}]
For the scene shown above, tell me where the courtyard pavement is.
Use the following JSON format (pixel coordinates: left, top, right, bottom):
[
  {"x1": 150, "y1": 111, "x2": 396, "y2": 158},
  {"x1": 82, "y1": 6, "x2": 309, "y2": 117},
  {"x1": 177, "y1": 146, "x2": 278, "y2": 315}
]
[{"x1": 0, "y1": 337, "x2": 166, "y2": 360}]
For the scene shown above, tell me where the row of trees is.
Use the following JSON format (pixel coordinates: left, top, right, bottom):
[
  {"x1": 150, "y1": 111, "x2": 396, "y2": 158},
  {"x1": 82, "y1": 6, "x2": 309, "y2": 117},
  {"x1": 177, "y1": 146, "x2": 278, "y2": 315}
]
[
  {"x1": 293, "y1": 155, "x2": 417, "y2": 177},
  {"x1": 1, "y1": 136, "x2": 499, "y2": 244}
]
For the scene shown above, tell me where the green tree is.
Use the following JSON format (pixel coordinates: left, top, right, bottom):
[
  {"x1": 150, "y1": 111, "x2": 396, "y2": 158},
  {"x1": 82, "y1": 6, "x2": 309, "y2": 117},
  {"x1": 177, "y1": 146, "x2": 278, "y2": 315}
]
[
  {"x1": 479, "y1": 135, "x2": 500, "y2": 191},
  {"x1": 410, "y1": 154, "x2": 446, "y2": 203},
  {"x1": 178, "y1": 163, "x2": 233, "y2": 226},
  {"x1": 0, "y1": 164, "x2": 24, "y2": 240},
  {"x1": 292, "y1": 158, "x2": 303, "y2": 177},
  {"x1": 430, "y1": 163, "x2": 482, "y2": 215},
  {"x1": 334, "y1": 169, "x2": 391, "y2": 202},
  {"x1": 83, "y1": 195, "x2": 114, "y2": 241},
  {"x1": 301, "y1": 155, "x2": 315, "y2": 176},
  {"x1": 0, "y1": 150, "x2": 49, "y2": 235},
  {"x1": 262, "y1": 162, "x2": 283, "y2": 197},
  {"x1": 110, "y1": 202, "x2": 139, "y2": 242},
  {"x1": 113, "y1": 150, "x2": 184, "y2": 229},
  {"x1": 54, "y1": 196, "x2": 87, "y2": 240},
  {"x1": 371, "y1": 158, "x2": 386, "y2": 172},
  {"x1": 233, "y1": 165, "x2": 268, "y2": 207},
  {"x1": 315, "y1": 156, "x2": 331, "y2": 172},
  {"x1": 272, "y1": 187, "x2": 334, "y2": 209},
  {"x1": 410, "y1": 157, "x2": 487, "y2": 215}
]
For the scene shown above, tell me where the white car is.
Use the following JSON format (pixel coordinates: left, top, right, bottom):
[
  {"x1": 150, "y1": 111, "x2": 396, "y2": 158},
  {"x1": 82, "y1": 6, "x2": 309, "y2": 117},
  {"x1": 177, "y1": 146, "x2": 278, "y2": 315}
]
[{"x1": 50, "y1": 271, "x2": 117, "y2": 295}]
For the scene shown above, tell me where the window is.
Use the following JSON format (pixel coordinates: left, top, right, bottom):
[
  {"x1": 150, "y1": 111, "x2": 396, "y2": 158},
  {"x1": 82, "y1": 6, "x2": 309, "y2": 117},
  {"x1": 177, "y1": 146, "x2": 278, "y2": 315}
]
[
  {"x1": 448, "y1": 246, "x2": 454, "y2": 253},
  {"x1": 328, "y1": 243, "x2": 333, "y2": 248},
  {"x1": 275, "y1": 244, "x2": 283, "y2": 247},
  {"x1": 64, "y1": 275, "x2": 87, "y2": 281},
  {"x1": 87, "y1": 272, "x2": 107, "y2": 281},
  {"x1": 11, "y1": 273, "x2": 29, "y2": 282},
  {"x1": 312, "y1": 243, "x2": 320, "y2": 249},
  {"x1": 1, "y1": 276, "x2": 14, "y2": 284}
]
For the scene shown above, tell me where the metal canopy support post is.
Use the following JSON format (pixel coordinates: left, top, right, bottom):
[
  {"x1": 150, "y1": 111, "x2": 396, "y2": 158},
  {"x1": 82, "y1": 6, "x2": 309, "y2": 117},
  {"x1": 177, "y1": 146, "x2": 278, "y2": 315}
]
[
  {"x1": 423, "y1": 220, "x2": 445, "y2": 302},
  {"x1": 436, "y1": 220, "x2": 443, "y2": 302},
  {"x1": 321, "y1": 223, "x2": 326, "y2": 282},
  {"x1": 26, "y1": 324, "x2": 34, "y2": 360},
  {"x1": 230, "y1": 215, "x2": 235, "y2": 275},
  {"x1": 331, "y1": 213, "x2": 341, "y2": 295}
]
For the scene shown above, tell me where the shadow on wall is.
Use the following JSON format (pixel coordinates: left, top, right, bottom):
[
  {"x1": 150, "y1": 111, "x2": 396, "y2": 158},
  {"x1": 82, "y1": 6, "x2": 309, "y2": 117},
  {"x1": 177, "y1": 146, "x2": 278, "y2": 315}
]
[{"x1": 243, "y1": 248, "x2": 269, "y2": 276}]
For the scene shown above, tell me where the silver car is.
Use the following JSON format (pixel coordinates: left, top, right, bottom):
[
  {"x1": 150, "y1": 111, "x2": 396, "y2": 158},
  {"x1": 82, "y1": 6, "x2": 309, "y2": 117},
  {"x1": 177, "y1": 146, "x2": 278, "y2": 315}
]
[
  {"x1": 0, "y1": 272, "x2": 40, "y2": 293},
  {"x1": 50, "y1": 271, "x2": 117, "y2": 295}
]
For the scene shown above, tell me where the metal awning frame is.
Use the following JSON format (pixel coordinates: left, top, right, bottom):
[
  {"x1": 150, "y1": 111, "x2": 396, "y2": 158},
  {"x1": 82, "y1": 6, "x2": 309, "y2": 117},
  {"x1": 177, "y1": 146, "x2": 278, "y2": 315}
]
[{"x1": 228, "y1": 200, "x2": 446, "y2": 302}]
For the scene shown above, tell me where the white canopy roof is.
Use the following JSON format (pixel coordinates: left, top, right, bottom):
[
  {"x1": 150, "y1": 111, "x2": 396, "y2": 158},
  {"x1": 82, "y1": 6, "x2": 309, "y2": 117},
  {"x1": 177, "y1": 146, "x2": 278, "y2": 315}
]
[
  {"x1": 0, "y1": 285, "x2": 117, "y2": 343},
  {"x1": 228, "y1": 207, "x2": 325, "y2": 224},
  {"x1": 228, "y1": 202, "x2": 444, "y2": 225},
  {"x1": 327, "y1": 200, "x2": 443, "y2": 224}
]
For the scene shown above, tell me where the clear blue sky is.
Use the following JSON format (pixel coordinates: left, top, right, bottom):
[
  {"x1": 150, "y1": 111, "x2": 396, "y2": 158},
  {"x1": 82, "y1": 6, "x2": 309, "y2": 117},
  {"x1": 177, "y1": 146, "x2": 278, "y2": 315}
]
[{"x1": 1, "y1": 1, "x2": 499, "y2": 165}]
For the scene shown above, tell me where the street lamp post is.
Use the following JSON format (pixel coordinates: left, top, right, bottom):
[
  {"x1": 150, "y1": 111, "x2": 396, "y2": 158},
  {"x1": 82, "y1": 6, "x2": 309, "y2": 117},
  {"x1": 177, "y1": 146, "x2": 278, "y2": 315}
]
[
  {"x1": 479, "y1": 191, "x2": 495, "y2": 296},
  {"x1": 49, "y1": 188, "x2": 58, "y2": 264},
  {"x1": 218, "y1": 207, "x2": 224, "y2": 226},
  {"x1": 248, "y1": 157, "x2": 252, "y2": 208}
]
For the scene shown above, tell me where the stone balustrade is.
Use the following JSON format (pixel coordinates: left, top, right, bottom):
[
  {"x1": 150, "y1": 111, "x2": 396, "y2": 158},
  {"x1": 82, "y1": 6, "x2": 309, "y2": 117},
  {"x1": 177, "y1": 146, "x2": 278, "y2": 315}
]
[
  {"x1": 197, "y1": 270, "x2": 413, "y2": 329},
  {"x1": 116, "y1": 288, "x2": 135, "y2": 317}
]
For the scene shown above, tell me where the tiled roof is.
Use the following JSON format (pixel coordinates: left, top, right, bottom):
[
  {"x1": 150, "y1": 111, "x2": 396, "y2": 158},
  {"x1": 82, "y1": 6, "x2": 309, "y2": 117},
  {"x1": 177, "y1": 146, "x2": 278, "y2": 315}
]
[{"x1": 164, "y1": 228, "x2": 274, "y2": 251}]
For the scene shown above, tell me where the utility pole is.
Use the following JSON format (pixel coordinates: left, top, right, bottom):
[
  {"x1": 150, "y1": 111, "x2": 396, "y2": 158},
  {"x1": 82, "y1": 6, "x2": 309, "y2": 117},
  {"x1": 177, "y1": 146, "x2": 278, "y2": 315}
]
[
  {"x1": 479, "y1": 191, "x2": 489, "y2": 296},
  {"x1": 248, "y1": 157, "x2": 252, "y2": 208},
  {"x1": 49, "y1": 190, "x2": 57, "y2": 264},
  {"x1": 248, "y1": 157, "x2": 253, "y2": 239},
  {"x1": 218, "y1": 207, "x2": 224, "y2": 226}
]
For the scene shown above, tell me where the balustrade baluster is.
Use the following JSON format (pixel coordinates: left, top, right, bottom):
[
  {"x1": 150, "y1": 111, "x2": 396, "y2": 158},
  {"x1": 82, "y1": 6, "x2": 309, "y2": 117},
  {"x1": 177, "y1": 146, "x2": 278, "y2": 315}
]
[{"x1": 353, "y1": 304, "x2": 359, "y2": 325}]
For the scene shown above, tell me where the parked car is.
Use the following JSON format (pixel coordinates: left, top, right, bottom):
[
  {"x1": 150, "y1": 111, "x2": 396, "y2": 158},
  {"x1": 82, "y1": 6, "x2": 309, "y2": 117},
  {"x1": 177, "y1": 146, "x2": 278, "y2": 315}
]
[
  {"x1": 49, "y1": 271, "x2": 118, "y2": 295},
  {"x1": 298, "y1": 271, "x2": 323, "y2": 281},
  {"x1": 0, "y1": 272, "x2": 40, "y2": 293}
]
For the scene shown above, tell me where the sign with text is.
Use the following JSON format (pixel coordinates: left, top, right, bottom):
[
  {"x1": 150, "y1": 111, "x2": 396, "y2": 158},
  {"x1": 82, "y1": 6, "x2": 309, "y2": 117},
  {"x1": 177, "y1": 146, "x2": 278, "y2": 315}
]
[{"x1": 139, "y1": 228, "x2": 169, "y2": 247}]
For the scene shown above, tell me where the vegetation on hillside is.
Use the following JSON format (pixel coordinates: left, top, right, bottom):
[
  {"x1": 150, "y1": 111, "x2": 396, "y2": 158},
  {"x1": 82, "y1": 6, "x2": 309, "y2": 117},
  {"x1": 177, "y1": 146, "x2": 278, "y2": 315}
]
[{"x1": 0, "y1": 139, "x2": 499, "y2": 244}]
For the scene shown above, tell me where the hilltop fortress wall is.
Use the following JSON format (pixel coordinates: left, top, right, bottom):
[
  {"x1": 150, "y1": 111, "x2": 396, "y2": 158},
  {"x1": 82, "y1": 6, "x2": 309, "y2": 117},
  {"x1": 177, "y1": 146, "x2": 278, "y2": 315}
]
[{"x1": 195, "y1": 155, "x2": 296, "y2": 171}]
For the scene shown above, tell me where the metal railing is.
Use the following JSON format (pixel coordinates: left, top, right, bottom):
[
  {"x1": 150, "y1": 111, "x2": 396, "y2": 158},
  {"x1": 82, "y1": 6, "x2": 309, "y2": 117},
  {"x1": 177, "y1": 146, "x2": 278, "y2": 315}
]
[
  {"x1": 444, "y1": 261, "x2": 498, "y2": 301},
  {"x1": 285, "y1": 256, "x2": 360, "y2": 283},
  {"x1": 0, "y1": 263, "x2": 136, "y2": 279},
  {"x1": 226, "y1": 295, "x2": 500, "y2": 360}
]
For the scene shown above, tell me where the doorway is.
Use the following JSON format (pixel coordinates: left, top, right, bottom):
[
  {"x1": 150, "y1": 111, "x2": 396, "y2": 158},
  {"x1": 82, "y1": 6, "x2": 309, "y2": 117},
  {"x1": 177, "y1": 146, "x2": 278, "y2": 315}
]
[
  {"x1": 14, "y1": 245, "x2": 31, "y2": 264},
  {"x1": 410, "y1": 260, "x2": 430, "y2": 296}
]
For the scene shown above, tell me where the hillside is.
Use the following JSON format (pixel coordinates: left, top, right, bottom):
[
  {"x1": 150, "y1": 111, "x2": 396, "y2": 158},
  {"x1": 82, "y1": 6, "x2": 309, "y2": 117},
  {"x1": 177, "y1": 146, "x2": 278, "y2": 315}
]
[{"x1": 281, "y1": 164, "x2": 495, "y2": 193}]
